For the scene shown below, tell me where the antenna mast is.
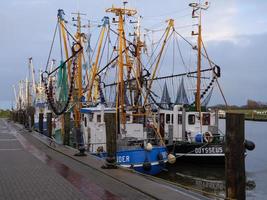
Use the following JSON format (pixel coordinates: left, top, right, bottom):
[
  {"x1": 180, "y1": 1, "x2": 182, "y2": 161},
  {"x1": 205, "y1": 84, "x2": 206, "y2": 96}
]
[{"x1": 189, "y1": 1, "x2": 209, "y2": 112}]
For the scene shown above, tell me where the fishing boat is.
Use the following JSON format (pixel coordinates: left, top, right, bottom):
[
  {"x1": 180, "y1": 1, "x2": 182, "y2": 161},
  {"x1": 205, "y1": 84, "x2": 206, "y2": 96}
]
[
  {"x1": 81, "y1": 104, "x2": 168, "y2": 175},
  {"x1": 79, "y1": 5, "x2": 169, "y2": 175},
  {"x1": 30, "y1": 58, "x2": 49, "y2": 134},
  {"x1": 141, "y1": 2, "x2": 255, "y2": 164},
  {"x1": 40, "y1": 8, "x2": 169, "y2": 175}
]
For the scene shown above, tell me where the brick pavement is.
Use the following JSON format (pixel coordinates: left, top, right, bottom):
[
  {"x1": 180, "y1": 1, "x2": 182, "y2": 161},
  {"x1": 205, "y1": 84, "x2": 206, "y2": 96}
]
[
  {"x1": 0, "y1": 119, "x2": 128, "y2": 200},
  {"x1": 0, "y1": 119, "x2": 91, "y2": 200},
  {"x1": 1, "y1": 119, "x2": 209, "y2": 200}
]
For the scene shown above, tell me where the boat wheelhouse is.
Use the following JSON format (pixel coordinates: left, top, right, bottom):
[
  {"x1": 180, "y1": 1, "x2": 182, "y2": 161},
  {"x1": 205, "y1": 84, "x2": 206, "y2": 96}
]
[{"x1": 80, "y1": 104, "x2": 168, "y2": 175}]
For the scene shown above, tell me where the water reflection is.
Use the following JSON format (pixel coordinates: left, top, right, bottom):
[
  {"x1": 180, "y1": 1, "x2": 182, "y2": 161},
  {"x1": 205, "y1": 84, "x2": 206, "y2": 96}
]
[{"x1": 157, "y1": 163, "x2": 256, "y2": 199}]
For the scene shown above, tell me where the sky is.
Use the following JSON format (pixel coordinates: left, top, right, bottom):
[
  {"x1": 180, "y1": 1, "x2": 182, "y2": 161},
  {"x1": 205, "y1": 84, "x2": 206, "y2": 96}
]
[{"x1": 0, "y1": 0, "x2": 267, "y2": 109}]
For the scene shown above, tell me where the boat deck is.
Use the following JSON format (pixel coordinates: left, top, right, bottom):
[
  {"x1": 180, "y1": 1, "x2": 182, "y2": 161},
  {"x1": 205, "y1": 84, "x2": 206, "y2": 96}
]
[{"x1": 0, "y1": 118, "x2": 210, "y2": 200}]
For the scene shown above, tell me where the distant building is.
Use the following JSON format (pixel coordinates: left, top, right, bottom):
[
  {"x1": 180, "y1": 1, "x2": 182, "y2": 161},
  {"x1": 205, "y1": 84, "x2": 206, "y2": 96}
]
[{"x1": 254, "y1": 110, "x2": 267, "y2": 115}]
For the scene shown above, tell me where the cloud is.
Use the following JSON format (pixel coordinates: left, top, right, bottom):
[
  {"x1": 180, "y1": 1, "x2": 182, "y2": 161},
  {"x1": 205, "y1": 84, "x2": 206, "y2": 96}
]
[
  {"x1": 0, "y1": 0, "x2": 266, "y2": 107},
  {"x1": 207, "y1": 32, "x2": 267, "y2": 105}
]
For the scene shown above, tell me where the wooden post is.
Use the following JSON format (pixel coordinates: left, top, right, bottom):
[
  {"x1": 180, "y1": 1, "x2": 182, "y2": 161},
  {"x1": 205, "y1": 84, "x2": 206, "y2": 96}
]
[
  {"x1": 63, "y1": 112, "x2": 70, "y2": 146},
  {"x1": 15, "y1": 111, "x2": 17, "y2": 122},
  {"x1": 103, "y1": 113, "x2": 117, "y2": 169},
  {"x1": 225, "y1": 113, "x2": 245, "y2": 200},
  {"x1": 23, "y1": 110, "x2": 27, "y2": 127},
  {"x1": 39, "y1": 113, "x2": 44, "y2": 134},
  {"x1": 26, "y1": 107, "x2": 35, "y2": 132},
  {"x1": 20, "y1": 110, "x2": 24, "y2": 124},
  {"x1": 30, "y1": 107, "x2": 35, "y2": 131},
  {"x1": 13, "y1": 112, "x2": 15, "y2": 122},
  {"x1": 47, "y1": 112, "x2": 52, "y2": 138}
]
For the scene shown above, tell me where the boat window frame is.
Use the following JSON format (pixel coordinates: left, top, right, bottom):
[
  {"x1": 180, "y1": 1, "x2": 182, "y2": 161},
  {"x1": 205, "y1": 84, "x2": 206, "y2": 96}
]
[
  {"x1": 166, "y1": 114, "x2": 171, "y2": 124},
  {"x1": 88, "y1": 113, "x2": 93, "y2": 122},
  {"x1": 202, "y1": 113, "x2": 210, "y2": 125},
  {"x1": 188, "y1": 114, "x2": 195, "y2": 125},
  {"x1": 97, "y1": 114, "x2": 101, "y2": 123}
]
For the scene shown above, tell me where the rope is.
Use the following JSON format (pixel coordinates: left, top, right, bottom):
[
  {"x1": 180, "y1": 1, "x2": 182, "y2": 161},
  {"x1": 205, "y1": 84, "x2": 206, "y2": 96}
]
[
  {"x1": 45, "y1": 21, "x2": 58, "y2": 72},
  {"x1": 58, "y1": 21, "x2": 63, "y2": 61},
  {"x1": 201, "y1": 41, "x2": 228, "y2": 107}
]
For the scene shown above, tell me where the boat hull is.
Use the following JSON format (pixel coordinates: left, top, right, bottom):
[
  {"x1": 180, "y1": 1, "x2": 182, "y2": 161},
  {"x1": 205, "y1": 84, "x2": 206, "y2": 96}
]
[
  {"x1": 34, "y1": 121, "x2": 48, "y2": 135},
  {"x1": 167, "y1": 142, "x2": 225, "y2": 165},
  {"x1": 95, "y1": 146, "x2": 168, "y2": 175}
]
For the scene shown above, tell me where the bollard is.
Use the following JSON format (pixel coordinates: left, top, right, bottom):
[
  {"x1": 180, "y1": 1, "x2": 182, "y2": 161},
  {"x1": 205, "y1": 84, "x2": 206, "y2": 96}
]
[
  {"x1": 29, "y1": 107, "x2": 35, "y2": 132},
  {"x1": 19, "y1": 110, "x2": 23, "y2": 124},
  {"x1": 102, "y1": 113, "x2": 117, "y2": 169},
  {"x1": 39, "y1": 113, "x2": 44, "y2": 134},
  {"x1": 74, "y1": 127, "x2": 86, "y2": 156},
  {"x1": 47, "y1": 112, "x2": 52, "y2": 138},
  {"x1": 14, "y1": 112, "x2": 17, "y2": 122},
  {"x1": 23, "y1": 111, "x2": 28, "y2": 128},
  {"x1": 225, "y1": 113, "x2": 245, "y2": 200},
  {"x1": 63, "y1": 112, "x2": 70, "y2": 146}
]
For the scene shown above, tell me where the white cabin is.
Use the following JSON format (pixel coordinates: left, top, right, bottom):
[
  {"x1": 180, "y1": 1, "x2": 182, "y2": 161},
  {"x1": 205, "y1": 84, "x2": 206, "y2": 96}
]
[
  {"x1": 158, "y1": 105, "x2": 218, "y2": 143},
  {"x1": 81, "y1": 104, "x2": 147, "y2": 152}
]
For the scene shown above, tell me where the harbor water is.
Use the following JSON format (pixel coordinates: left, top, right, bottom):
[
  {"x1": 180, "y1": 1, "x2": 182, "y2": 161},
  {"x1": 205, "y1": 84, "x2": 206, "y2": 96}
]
[{"x1": 157, "y1": 119, "x2": 267, "y2": 199}]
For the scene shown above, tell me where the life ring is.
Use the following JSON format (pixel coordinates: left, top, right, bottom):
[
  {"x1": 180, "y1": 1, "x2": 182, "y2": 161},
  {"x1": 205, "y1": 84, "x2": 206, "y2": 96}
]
[{"x1": 203, "y1": 131, "x2": 214, "y2": 143}]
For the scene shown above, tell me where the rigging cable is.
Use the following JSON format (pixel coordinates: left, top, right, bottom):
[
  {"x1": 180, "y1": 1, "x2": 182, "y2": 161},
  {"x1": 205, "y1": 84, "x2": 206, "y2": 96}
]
[
  {"x1": 45, "y1": 21, "x2": 58, "y2": 72},
  {"x1": 202, "y1": 40, "x2": 228, "y2": 107},
  {"x1": 42, "y1": 20, "x2": 83, "y2": 115}
]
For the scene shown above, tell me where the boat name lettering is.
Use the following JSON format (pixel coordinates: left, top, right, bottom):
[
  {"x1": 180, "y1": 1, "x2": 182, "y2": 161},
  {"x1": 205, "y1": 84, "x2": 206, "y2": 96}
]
[
  {"x1": 194, "y1": 147, "x2": 223, "y2": 154},
  {"x1": 161, "y1": 151, "x2": 167, "y2": 158},
  {"x1": 117, "y1": 155, "x2": 130, "y2": 163}
]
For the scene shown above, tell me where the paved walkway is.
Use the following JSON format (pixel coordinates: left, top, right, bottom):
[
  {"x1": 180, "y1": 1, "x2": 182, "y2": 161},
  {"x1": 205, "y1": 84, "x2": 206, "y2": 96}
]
[
  {"x1": 0, "y1": 119, "x2": 151, "y2": 200},
  {"x1": 0, "y1": 119, "x2": 210, "y2": 200},
  {"x1": 0, "y1": 119, "x2": 88, "y2": 200}
]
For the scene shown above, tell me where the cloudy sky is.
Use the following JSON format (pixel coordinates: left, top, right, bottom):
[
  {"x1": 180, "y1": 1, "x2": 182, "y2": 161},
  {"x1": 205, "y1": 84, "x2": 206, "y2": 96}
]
[{"x1": 0, "y1": 0, "x2": 266, "y2": 108}]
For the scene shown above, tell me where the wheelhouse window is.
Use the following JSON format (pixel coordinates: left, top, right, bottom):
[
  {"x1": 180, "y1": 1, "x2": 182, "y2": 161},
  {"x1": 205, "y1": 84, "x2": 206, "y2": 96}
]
[
  {"x1": 178, "y1": 114, "x2": 182, "y2": 124},
  {"x1": 202, "y1": 113, "x2": 210, "y2": 125},
  {"x1": 188, "y1": 114, "x2": 195, "y2": 125},
  {"x1": 97, "y1": 114, "x2": 101, "y2": 123},
  {"x1": 166, "y1": 114, "x2": 171, "y2": 124},
  {"x1": 88, "y1": 113, "x2": 93, "y2": 122}
]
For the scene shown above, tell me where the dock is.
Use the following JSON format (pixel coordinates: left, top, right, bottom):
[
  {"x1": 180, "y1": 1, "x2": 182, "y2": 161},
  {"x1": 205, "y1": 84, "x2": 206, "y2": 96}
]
[{"x1": 0, "y1": 118, "x2": 210, "y2": 200}]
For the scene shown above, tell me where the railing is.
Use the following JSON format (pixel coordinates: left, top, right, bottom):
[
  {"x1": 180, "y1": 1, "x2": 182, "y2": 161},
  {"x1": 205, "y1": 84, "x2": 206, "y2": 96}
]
[{"x1": 172, "y1": 135, "x2": 225, "y2": 144}]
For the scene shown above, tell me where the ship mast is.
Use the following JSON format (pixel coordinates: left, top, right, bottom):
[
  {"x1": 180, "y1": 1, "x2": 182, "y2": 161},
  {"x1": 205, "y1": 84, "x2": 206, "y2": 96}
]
[
  {"x1": 134, "y1": 16, "x2": 143, "y2": 107},
  {"x1": 190, "y1": 1, "x2": 209, "y2": 113},
  {"x1": 106, "y1": 5, "x2": 137, "y2": 128},
  {"x1": 72, "y1": 11, "x2": 86, "y2": 129}
]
